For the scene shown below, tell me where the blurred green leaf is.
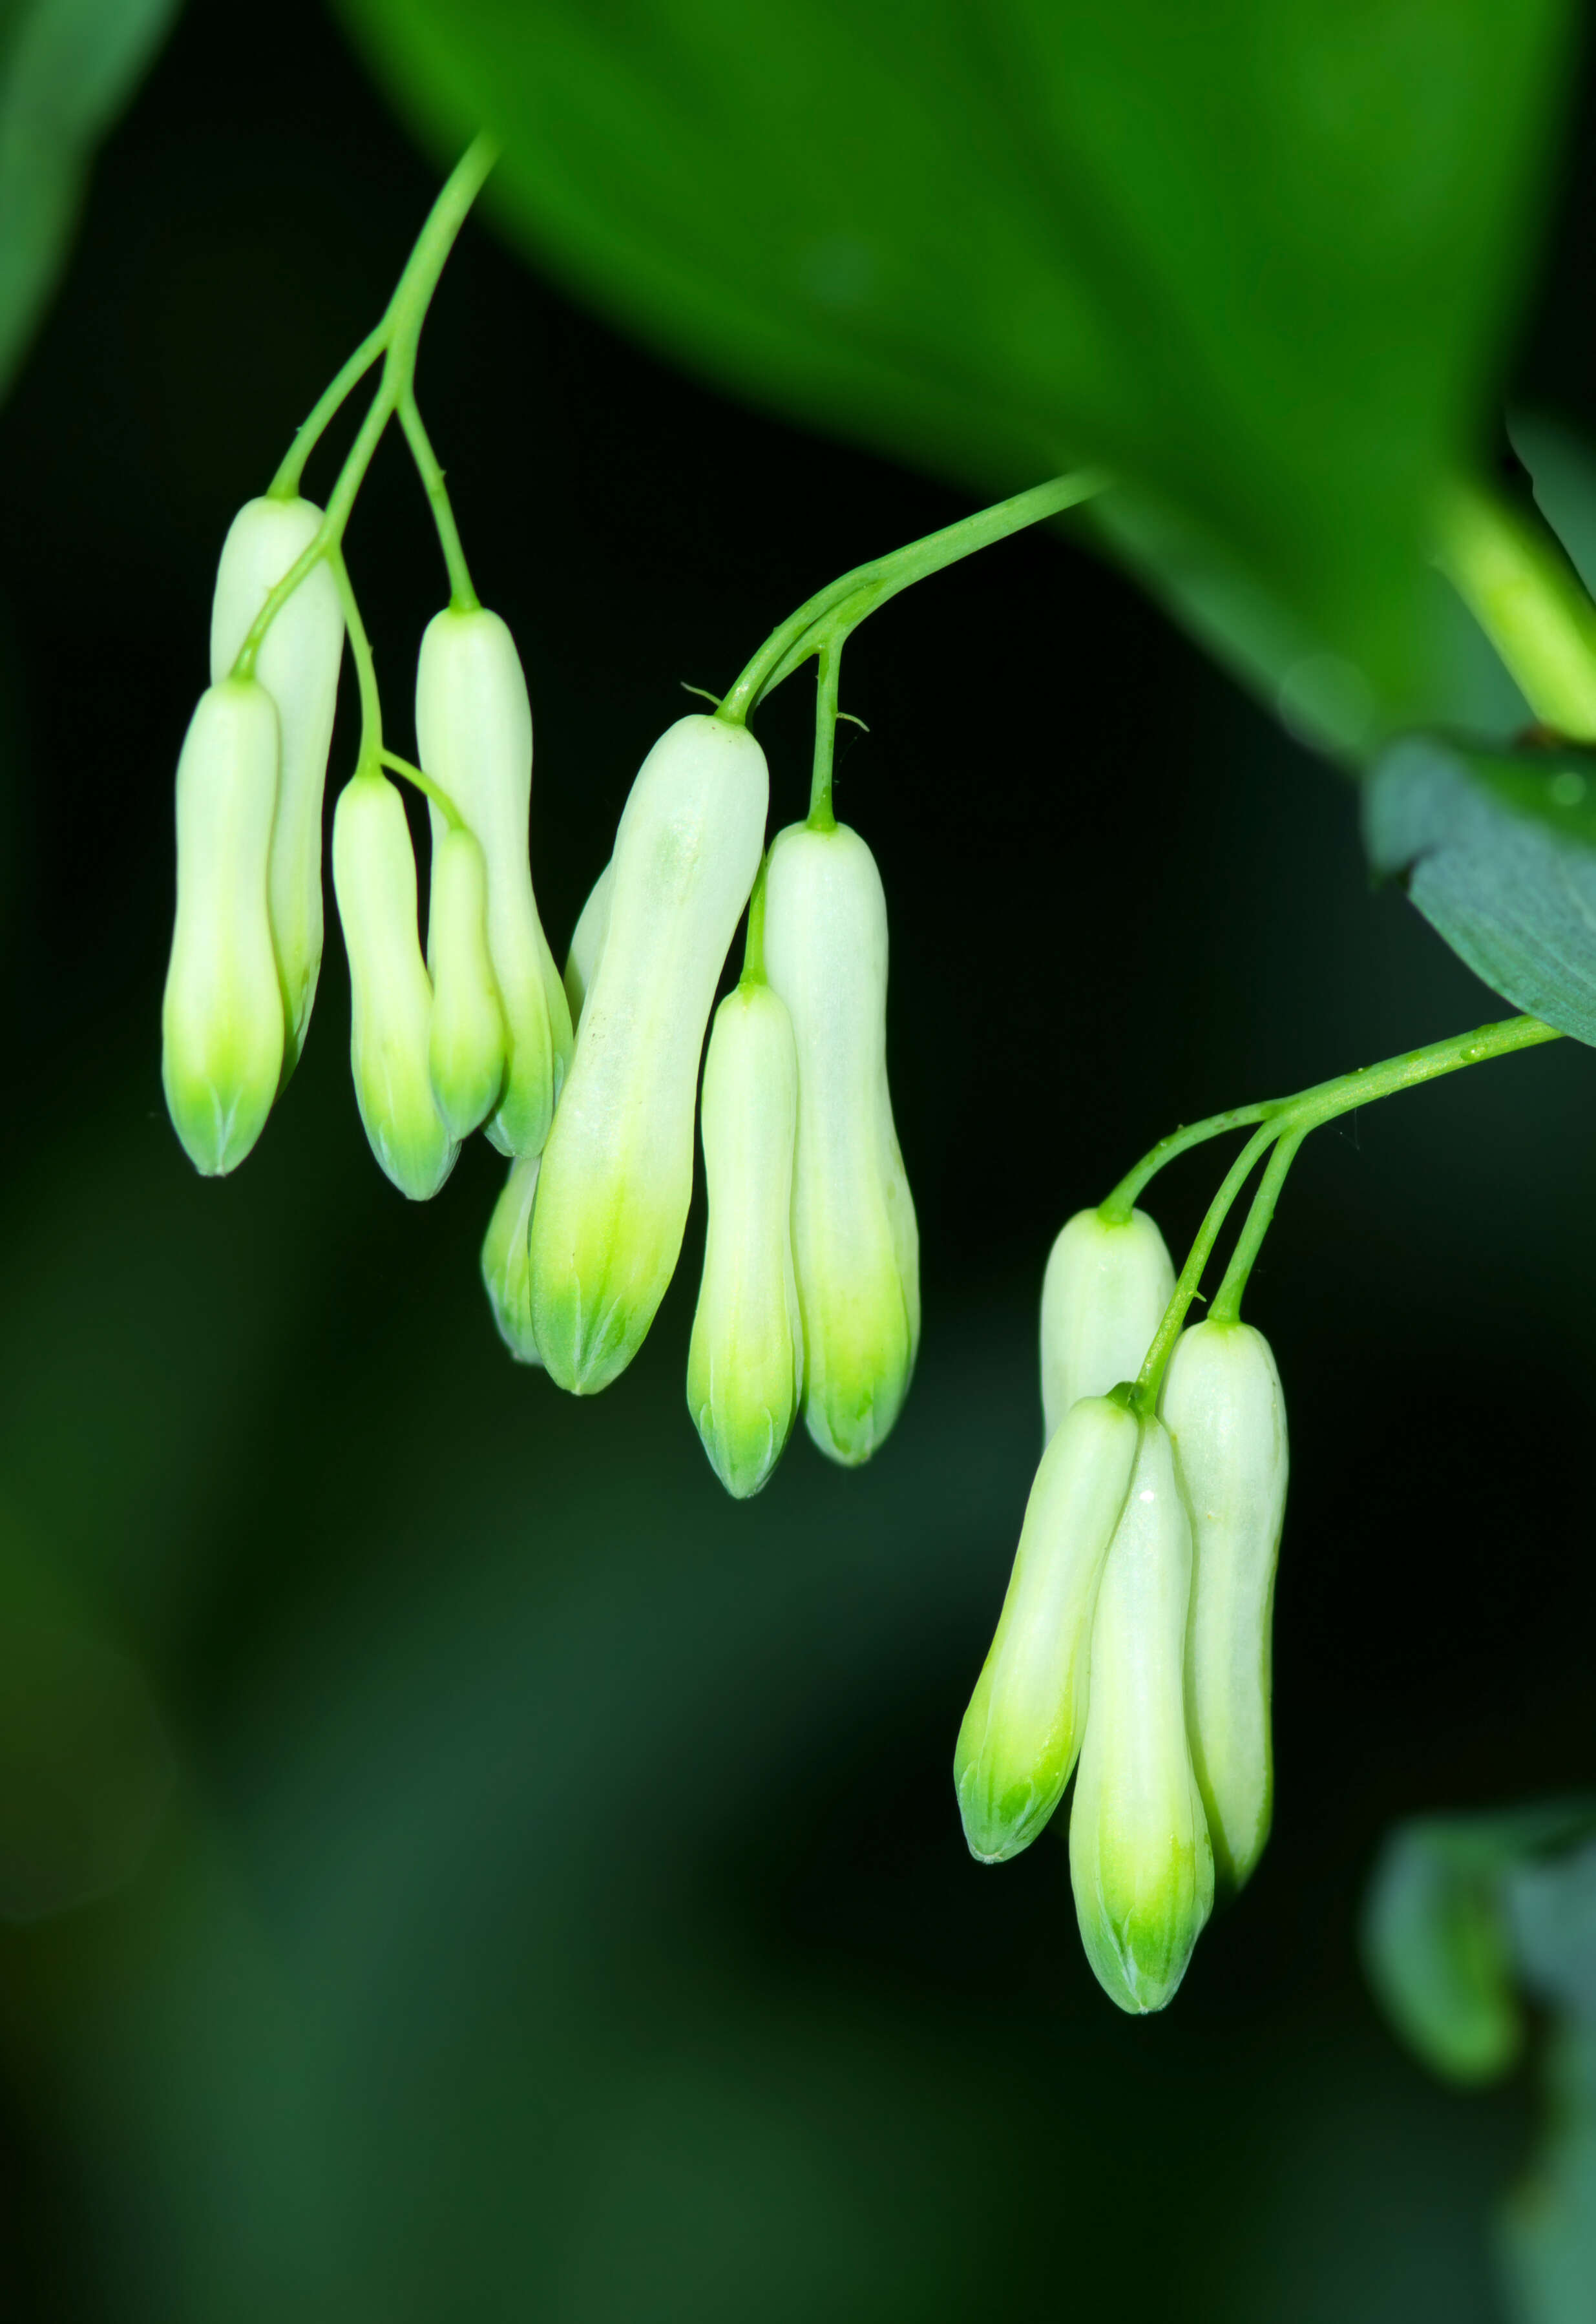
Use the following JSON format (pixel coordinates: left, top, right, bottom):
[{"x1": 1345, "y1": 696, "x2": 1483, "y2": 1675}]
[
  {"x1": 0, "y1": 0, "x2": 183, "y2": 399},
  {"x1": 1363, "y1": 732, "x2": 1596, "y2": 1046},
  {"x1": 1498, "y1": 2025, "x2": 1596, "y2": 2324},
  {"x1": 1511, "y1": 414, "x2": 1596, "y2": 602},
  {"x1": 337, "y1": 0, "x2": 1571, "y2": 721},
  {"x1": 1361, "y1": 1805, "x2": 1596, "y2": 2085}
]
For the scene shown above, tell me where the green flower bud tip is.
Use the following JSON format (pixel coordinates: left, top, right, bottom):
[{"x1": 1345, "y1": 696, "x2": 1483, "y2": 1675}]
[
  {"x1": 563, "y1": 858, "x2": 613, "y2": 1027},
  {"x1": 1160, "y1": 1319, "x2": 1288, "y2": 1894},
  {"x1": 530, "y1": 713, "x2": 769, "y2": 1396},
  {"x1": 954, "y1": 1394, "x2": 1139, "y2": 1863},
  {"x1": 1040, "y1": 1206, "x2": 1174, "y2": 1438},
  {"x1": 331, "y1": 771, "x2": 459, "y2": 1201},
  {"x1": 1069, "y1": 1417, "x2": 1214, "y2": 2014},
  {"x1": 209, "y1": 496, "x2": 344, "y2": 1074},
  {"x1": 428, "y1": 825, "x2": 507, "y2": 1139},
  {"x1": 481, "y1": 1153, "x2": 543, "y2": 1366},
  {"x1": 763, "y1": 819, "x2": 919, "y2": 1466},
  {"x1": 162, "y1": 677, "x2": 285, "y2": 1177},
  {"x1": 688, "y1": 982, "x2": 803, "y2": 1498},
  {"x1": 415, "y1": 607, "x2": 572, "y2": 1158}
]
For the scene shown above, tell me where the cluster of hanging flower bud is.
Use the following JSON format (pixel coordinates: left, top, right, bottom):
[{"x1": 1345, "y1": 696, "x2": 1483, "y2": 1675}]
[
  {"x1": 161, "y1": 499, "x2": 919, "y2": 1498},
  {"x1": 954, "y1": 1207, "x2": 1289, "y2": 2013}
]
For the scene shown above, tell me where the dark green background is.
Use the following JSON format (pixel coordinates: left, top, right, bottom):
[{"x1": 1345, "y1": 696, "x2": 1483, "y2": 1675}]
[{"x1": 0, "y1": 1, "x2": 1593, "y2": 2314}]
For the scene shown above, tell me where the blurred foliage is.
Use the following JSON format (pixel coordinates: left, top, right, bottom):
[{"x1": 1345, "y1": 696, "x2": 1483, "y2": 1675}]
[
  {"x1": 1364, "y1": 1808, "x2": 1596, "y2": 2322},
  {"x1": 335, "y1": 0, "x2": 1573, "y2": 733},
  {"x1": 0, "y1": 0, "x2": 182, "y2": 397},
  {"x1": 1363, "y1": 423, "x2": 1596, "y2": 1049}
]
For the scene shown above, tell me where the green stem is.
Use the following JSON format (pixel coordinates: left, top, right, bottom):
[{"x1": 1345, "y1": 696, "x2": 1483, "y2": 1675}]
[
  {"x1": 1126, "y1": 1011, "x2": 1561, "y2": 1408},
  {"x1": 1433, "y1": 477, "x2": 1596, "y2": 742},
  {"x1": 269, "y1": 323, "x2": 388, "y2": 501},
  {"x1": 231, "y1": 136, "x2": 496, "y2": 679},
  {"x1": 328, "y1": 550, "x2": 382, "y2": 771},
  {"x1": 1134, "y1": 1124, "x2": 1277, "y2": 1410},
  {"x1": 717, "y1": 468, "x2": 1108, "y2": 726},
  {"x1": 1100, "y1": 1099, "x2": 1274, "y2": 1223},
  {"x1": 1210, "y1": 1128, "x2": 1303, "y2": 1324},
  {"x1": 740, "y1": 851, "x2": 770, "y2": 985},
  {"x1": 397, "y1": 387, "x2": 479, "y2": 611},
  {"x1": 1107, "y1": 1014, "x2": 1561, "y2": 1222},
  {"x1": 380, "y1": 749, "x2": 463, "y2": 828},
  {"x1": 808, "y1": 634, "x2": 843, "y2": 828}
]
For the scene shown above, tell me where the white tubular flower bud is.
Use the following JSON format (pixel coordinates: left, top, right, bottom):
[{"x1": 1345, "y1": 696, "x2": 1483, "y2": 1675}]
[
  {"x1": 687, "y1": 981, "x2": 803, "y2": 1500},
  {"x1": 427, "y1": 825, "x2": 506, "y2": 1139},
  {"x1": 1040, "y1": 1207, "x2": 1174, "y2": 1437},
  {"x1": 762, "y1": 820, "x2": 919, "y2": 1465},
  {"x1": 530, "y1": 714, "x2": 768, "y2": 1394},
  {"x1": 954, "y1": 1394, "x2": 1139, "y2": 1863},
  {"x1": 563, "y1": 858, "x2": 613, "y2": 1027},
  {"x1": 415, "y1": 607, "x2": 572, "y2": 1157},
  {"x1": 1069, "y1": 1418, "x2": 1214, "y2": 2014},
  {"x1": 481, "y1": 1153, "x2": 543, "y2": 1366},
  {"x1": 209, "y1": 497, "x2": 344, "y2": 1071},
  {"x1": 1160, "y1": 1319, "x2": 1289, "y2": 1893},
  {"x1": 162, "y1": 678, "x2": 284, "y2": 1176},
  {"x1": 331, "y1": 773, "x2": 458, "y2": 1201}
]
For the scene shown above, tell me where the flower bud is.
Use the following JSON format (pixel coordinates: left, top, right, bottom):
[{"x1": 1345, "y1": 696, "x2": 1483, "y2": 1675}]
[
  {"x1": 529, "y1": 715, "x2": 768, "y2": 1394},
  {"x1": 209, "y1": 496, "x2": 344, "y2": 1071},
  {"x1": 415, "y1": 607, "x2": 572, "y2": 1156},
  {"x1": 481, "y1": 1153, "x2": 543, "y2": 1366},
  {"x1": 954, "y1": 1394, "x2": 1139, "y2": 1863},
  {"x1": 162, "y1": 678, "x2": 284, "y2": 1176},
  {"x1": 1040, "y1": 1207, "x2": 1174, "y2": 1437},
  {"x1": 1069, "y1": 1417, "x2": 1214, "y2": 2013},
  {"x1": 1160, "y1": 1319, "x2": 1288, "y2": 1893},
  {"x1": 687, "y1": 981, "x2": 803, "y2": 1499},
  {"x1": 563, "y1": 859, "x2": 613, "y2": 1026},
  {"x1": 331, "y1": 773, "x2": 457, "y2": 1200},
  {"x1": 762, "y1": 820, "x2": 919, "y2": 1465},
  {"x1": 427, "y1": 825, "x2": 506, "y2": 1138}
]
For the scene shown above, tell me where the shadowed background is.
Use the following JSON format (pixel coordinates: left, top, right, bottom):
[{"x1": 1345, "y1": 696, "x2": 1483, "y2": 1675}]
[{"x1": 0, "y1": 0, "x2": 1593, "y2": 2314}]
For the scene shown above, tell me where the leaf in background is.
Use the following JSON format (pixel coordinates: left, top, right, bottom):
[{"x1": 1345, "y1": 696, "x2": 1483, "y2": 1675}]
[
  {"x1": 1363, "y1": 731, "x2": 1596, "y2": 1046},
  {"x1": 0, "y1": 0, "x2": 184, "y2": 401},
  {"x1": 335, "y1": 0, "x2": 1571, "y2": 724},
  {"x1": 1361, "y1": 1803, "x2": 1596, "y2": 2086},
  {"x1": 1511, "y1": 413, "x2": 1596, "y2": 602}
]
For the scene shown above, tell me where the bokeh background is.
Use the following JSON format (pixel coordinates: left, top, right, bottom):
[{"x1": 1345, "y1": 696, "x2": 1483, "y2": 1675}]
[{"x1": 1, "y1": 1, "x2": 1594, "y2": 2315}]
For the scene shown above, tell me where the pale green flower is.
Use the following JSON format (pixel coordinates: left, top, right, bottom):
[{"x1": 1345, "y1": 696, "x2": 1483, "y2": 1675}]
[
  {"x1": 428, "y1": 824, "x2": 506, "y2": 1139},
  {"x1": 530, "y1": 714, "x2": 768, "y2": 1394},
  {"x1": 762, "y1": 819, "x2": 918, "y2": 1465},
  {"x1": 954, "y1": 1394, "x2": 1139, "y2": 1863},
  {"x1": 563, "y1": 858, "x2": 613, "y2": 1026},
  {"x1": 1161, "y1": 1318, "x2": 1288, "y2": 1892},
  {"x1": 209, "y1": 496, "x2": 343, "y2": 1072},
  {"x1": 1069, "y1": 1417, "x2": 1214, "y2": 2013},
  {"x1": 1040, "y1": 1206, "x2": 1173, "y2": 1438},
  {"x1": 331, "y1": 771, "x2": 457, "y2": 1200},
  {"x1": 687, "y1": 981, "x2": 803, "y2": 1498},
  {"x1": 481, "y1": 1153, "x2": 543, "y2": 1366},
  {"x1": 162, "y1": 677, "x2": 284, "y2": 1176},
  {"x1": 415, "y1": 607, "x2": 572, "y2": 1156}
]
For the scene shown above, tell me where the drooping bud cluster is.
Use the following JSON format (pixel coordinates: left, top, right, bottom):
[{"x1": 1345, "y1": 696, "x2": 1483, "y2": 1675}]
[
  {"x1": 165, "y1": 508, "x2": 919, "y2": 1492},
  {"x1": 955, "y1": 1204, "x2": 1288, "y2": 2012}
]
